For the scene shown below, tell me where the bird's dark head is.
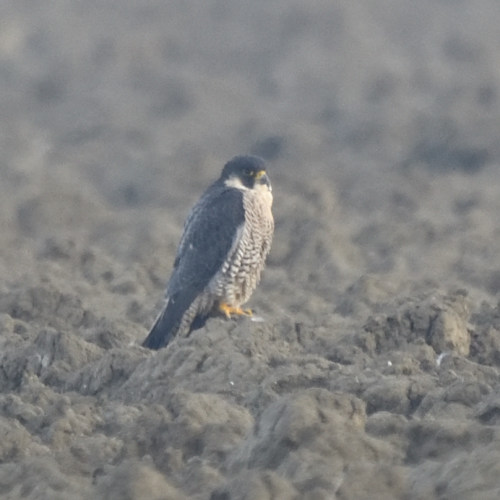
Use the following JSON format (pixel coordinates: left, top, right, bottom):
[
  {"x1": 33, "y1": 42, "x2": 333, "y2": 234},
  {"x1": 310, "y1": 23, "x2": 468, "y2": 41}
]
[{"x1": 221, "y1": 155, "x2": 271, "y2": 191}]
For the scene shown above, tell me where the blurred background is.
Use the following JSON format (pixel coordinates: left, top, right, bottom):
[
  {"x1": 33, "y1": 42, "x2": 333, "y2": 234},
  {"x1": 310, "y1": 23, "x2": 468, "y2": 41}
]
[
  {"x1": 3, "y1": 0, "x2": 500, "y2": 311},
  {"x1": 2, "y1": 2, "x2": 500, "y2": 498}
]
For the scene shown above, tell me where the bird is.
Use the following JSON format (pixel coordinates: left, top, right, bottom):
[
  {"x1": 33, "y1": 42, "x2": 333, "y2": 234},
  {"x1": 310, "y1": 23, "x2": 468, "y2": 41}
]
[{"x1": 142, "y1": 155, "x2": 274, "y2": 350}]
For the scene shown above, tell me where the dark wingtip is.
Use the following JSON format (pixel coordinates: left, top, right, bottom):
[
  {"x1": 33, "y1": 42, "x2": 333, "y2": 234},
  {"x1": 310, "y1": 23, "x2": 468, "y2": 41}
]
[
  {"x1": 142, "y1": 309, "x2": 175, "y2": 350},
  {"x1": 142, "y1": 328, "x2": 172, "y2": 350},
  {"x1": 142, "y1": 335, "x2": 166, "y2": 350}
]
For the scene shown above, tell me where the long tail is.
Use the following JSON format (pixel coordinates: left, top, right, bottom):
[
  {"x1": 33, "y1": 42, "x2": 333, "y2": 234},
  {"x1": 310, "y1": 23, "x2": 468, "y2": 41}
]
[
  {"x1": 142, "y1": 308, "x2": 175, "y2": 350},
  {"x1": 142, "y1": 293, "x2": 191, "y2": 349},
  {"x1": 142, "y1": 291, "x2": 213, "y2": 350}
]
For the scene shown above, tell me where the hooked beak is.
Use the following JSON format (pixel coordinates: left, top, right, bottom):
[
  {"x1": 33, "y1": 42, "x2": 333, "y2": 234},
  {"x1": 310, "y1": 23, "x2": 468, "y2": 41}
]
[{"x1": 256, "y1": 171, "x2": 271, "y2": 189}]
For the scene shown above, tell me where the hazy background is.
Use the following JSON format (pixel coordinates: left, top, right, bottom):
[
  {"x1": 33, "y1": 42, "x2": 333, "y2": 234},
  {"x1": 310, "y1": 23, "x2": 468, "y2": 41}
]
[{"x1": 2, "y1": 1, "x2": 500, "y2": 498}]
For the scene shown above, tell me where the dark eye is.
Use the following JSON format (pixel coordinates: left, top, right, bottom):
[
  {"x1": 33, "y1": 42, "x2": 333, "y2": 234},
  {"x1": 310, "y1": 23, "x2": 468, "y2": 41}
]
[{"x1": 244, "y1": 168, "x2": 253, "y2": 176}]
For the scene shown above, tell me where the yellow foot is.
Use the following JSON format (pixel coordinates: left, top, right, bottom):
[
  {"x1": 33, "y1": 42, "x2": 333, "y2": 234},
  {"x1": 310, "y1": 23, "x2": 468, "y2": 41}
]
[{"x1": 218, "y1": 302, "x2": 253, "y2": 319}]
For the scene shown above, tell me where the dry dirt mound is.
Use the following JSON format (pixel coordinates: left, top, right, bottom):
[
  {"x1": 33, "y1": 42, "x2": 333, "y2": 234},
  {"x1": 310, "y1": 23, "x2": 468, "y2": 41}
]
[{"x1": 2, "y1": 1, "x2": 500, "y2": 499}]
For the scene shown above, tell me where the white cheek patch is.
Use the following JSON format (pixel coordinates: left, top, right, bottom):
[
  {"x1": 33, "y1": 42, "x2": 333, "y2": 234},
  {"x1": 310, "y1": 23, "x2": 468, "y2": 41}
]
[
  {"x1": 254, "y1": 182, "x2": 273, "y2": 197},
  {"x1": 224, "y1": 175, "x2": 273, "y2": 196},
  {"x1": 224, "y1": 176, "x2": 248, "y2": 190}
]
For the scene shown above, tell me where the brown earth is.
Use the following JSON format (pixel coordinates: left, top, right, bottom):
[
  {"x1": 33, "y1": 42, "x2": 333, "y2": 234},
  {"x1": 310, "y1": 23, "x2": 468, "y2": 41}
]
[{"x1": 2, "y1": 1, "x2": 500, "y2": 499}]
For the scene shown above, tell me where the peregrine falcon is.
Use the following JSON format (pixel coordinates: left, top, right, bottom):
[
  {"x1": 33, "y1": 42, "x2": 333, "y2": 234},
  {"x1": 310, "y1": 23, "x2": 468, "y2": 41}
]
[{"x1": 142, "y1": 155, "x2": 274, "y2": 350}]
